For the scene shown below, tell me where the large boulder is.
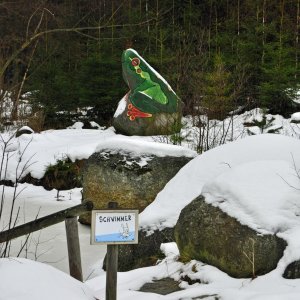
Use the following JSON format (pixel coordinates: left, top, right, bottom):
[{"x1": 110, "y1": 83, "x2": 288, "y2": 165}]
[
  {"x1": 103, "y1": 227, "x2": 174, "y2": 271},
  {"x1": 175, "y1": 195, "x2": 287, "y2": 278},
  {"x1": 79, "y1": 149, "x2": 194, "y2": 224},
  {"x1": 113, "y1": 49, "x2": 182, "y2": 136}
]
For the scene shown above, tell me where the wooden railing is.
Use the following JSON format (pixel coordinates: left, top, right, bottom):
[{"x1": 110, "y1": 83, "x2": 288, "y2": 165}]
[{"x1": 0, "y1": 200, "x2": 94, "y2": 281}]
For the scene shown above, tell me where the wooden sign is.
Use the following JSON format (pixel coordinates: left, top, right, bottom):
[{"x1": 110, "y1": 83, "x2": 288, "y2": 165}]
[{"x1": 91, "y1": 210, "x2": 138, "y2": 245}]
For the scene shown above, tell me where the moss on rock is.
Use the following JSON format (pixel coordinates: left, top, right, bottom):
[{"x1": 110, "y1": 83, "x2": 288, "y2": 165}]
[
  {"x1": 175, "y1": 195, "x2": 287, "y2": 278},
  {"x1": 80, "y1": 151, "x2": 192, "y2": 224}
]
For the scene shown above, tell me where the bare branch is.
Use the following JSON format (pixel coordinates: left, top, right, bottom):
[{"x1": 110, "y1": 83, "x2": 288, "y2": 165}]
[
  {"x1": 277, "y1": 173, "x2": 300, "y2": 191},
  {"x1": 0, "y1": 13, "x2": 163, "y2": 78}
]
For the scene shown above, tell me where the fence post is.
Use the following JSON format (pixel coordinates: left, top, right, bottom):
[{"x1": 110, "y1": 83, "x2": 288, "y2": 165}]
[
  {"x1": 106, "y1": 201, "x2": 118, "y2": 300},
  {"x1": 65, "y1": 216, "x2": 83, "y2": 282}
]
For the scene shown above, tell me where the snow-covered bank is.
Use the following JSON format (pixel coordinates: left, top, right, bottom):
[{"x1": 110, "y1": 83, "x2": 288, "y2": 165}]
[
  {"x1": 0, "y1": 184, "x2": 106, "y2": 280},
  {"x1": 181, "y1": 108, "x2": 300, "y2": 151},
  {"x1": 127, "y1": 133, "x2": 300, "y2": 299},
  {"x1": 1, "y1": 109, "x2": 300, "y2": 299},
  {"x1": 86, "y1": 243, "x2": 300, "y2": 300},
  {"x1": 0, "y1": 258, "x2": 95, "y2": 300},
  {"x1": 2, "y1": 126, "x2": 196, "y2": 182},
  {"x1": 3, "y1": 241, "x2": 300, "y2": 300},
  {"x1": 140, "y1": 134, "x2": 300, "y2": 232},
  {"x1": 2, "y1": 107, "x2": 300, "y2": 183}
]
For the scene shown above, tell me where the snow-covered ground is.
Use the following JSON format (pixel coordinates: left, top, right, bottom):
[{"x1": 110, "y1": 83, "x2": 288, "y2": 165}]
[
  {"x1": 0, "y1": 258, "x2": 95, "y2": 300},
  {"x1": 0, "y1": 184, "x2": 106, "y2": 280},
  {"x1": 1, "y1": 126, "x2": 195, "y2": 182},
  {"x1": 90, "y1": 134, "x2": 300, "y2": 300},
  {"x1": 88, "y1": 243, "x2": 300, "y2": 300},
  {"x1": 1, "y1": 108, "x2": 300, "y2": 299},
  {"x1": 180, "y1": 108, "x2": 300, "y2": 152}
]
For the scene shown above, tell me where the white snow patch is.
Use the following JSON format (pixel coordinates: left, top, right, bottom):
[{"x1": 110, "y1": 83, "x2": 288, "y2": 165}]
[
  {"x1": 95, "y1": 134, "x2": 197, "y2": 158},
  {"x1": 293, "y1": 89, "x2": 300, "y2": 104},
  {"x1": 68, "y1": 121, "x2": 84, "y2": 129},
  {"x1": 114, "y1": 94, "x2": 127, "y2": 118},
  {"x1": 291, "y1": 112, "x2": 300, "y2": 122},
  {"x1": 0, "y1": 258, "x2": 95, "y2": 300},
  {"x1": 89, "y1": 121, "x2": 103, "y2": 129},
  {"x1": 160, "y1": 242, "x2": 179, "y2": 258},
  {"x1": 17, "y1": 126, "x2": 34, "y2": 133}
]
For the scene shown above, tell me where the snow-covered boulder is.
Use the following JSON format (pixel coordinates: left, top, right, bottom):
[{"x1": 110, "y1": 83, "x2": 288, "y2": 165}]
[
  {"x1": 80, "y1": 137, "x2": 196, "y2": 224},
  {"x1": 291, "y1": 112, "x2": 300, "y2": 123},
  {"x1": 15, "y1": 125, "x2": 34, "y2": 137},
  {"x1": 139, "y1": 134, "x2": 300, "y2": 232},
  {"x1": 175, "y1": 195, "x2": 287, "y2": 278},
  {"x1": 139, "y1": 134, "x2": 300, "y2": 278}
]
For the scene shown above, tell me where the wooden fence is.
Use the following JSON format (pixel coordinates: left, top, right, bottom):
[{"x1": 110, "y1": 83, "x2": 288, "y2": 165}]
[{"x1": 0, "y1": 200, "x2": 94, "y2": 281}]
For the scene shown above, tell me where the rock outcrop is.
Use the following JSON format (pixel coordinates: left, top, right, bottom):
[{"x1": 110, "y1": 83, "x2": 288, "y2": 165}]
[
  {"x1": 175, "y1": 195, "x2": 287, "y2": 278},
  {"x1": 79, "y1": 150, "x2": 193, "y2": 224},
  {"x1": 113, "y1": 48, "x2": 182, "y2": 136}
]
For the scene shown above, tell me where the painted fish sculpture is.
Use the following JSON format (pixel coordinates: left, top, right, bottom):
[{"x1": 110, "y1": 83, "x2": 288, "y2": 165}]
[{"x1": 122, "y1": 48, "x2": 180, "y2": 121}]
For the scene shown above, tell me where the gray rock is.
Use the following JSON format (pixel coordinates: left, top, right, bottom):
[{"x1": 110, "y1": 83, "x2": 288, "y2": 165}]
[
  {"x1": 283, "y1": 260, "x2": 300, "y2": 279},
  {"x1": 114, "y1": 48, "x2": 183, "y2": 136},
  {"x1": 113, "y1": 97, "x2": 182, "y2": 136},
  {"x1": 139, "y1": 277, "x2": 182, "y2": 295},
  {"x1": 79, "y1": 150, "x2": 192, "y2": 224},
  {"x1": 175, "y1": 195, "x2": 287, "y2": 278},
  {"x1": 103, "y1": 227, "x2": 174, "y2": 271}
]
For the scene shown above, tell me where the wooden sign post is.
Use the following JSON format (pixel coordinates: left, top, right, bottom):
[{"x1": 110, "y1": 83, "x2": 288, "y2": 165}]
[{"x1": 91, "y1": 202, "x2": 138, "y2": 300}]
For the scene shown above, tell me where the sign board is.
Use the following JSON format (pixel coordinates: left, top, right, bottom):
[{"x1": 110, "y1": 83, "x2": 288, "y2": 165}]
[{"x1": 91, "y1": 210, "x2": 139, "y2": 245}]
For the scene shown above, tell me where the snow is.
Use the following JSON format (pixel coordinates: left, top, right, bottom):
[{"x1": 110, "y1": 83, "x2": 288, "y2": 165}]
[
  {"x1": 202, "y1": 160, "x2": 300, "y2": 234},
  {"x1": 140, "y1": 134, "x2": 300, "y2": 232},
  {"x1": 292, "y1": 89, "x2": 300, "y2": 104},
  {"x1": 113, "y1": 94, "x2": 127, "y2": 118},
  {"x1": 2, "y1": 106, "x2": 300, "y2": 298},
  {"x1": 86, "y1": 244, "x2": 300, "y2": 300},
  {"x1": 160, "y1": 242, "x2": 179, "y2": 258},
  {"x1": 17, "y1": 125, "x2": 34, "y2": 133},
  {"x1": 95, "y1": 134, "x2": 197, "y2": 158},
  {"x1": 180, "y1": 108, "x2": 300, "y2": 152},
  {"x1": 68, "y1": 121, "x2": 84, "y2": 129},
  {"x1": 0, "y1": 258, "x2": 95, "y2": 300},
  {"x1": 0, "y1": 184, "x2": 106, "y2": 280},
  {"x1": 1, "y1": 126, "x2": 196, "y2": 181},
  {"x1": 291, "y1": 112, "x2": 300, "y2": 122},
  {"x1": 89, "y1": 121, "x2": 103, "y2": 129},
  {"x1": 132, "y1": 133, "x2": 300, "y2": 299}
]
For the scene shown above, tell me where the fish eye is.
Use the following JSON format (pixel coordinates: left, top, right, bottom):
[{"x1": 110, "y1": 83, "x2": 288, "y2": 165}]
[{"x1": 131, "y1": 57, "x2": 140, "y2": 67}]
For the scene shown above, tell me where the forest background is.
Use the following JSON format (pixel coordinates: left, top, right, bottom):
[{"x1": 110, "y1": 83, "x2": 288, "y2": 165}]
[{"x1": 0, "y1": 0, "x2": 299, "y2": 129}]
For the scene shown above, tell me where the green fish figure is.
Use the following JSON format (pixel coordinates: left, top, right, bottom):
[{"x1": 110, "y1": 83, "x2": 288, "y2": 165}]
[{"x1": 122, "y1": 48, "x2": 180, "y2": 121}]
